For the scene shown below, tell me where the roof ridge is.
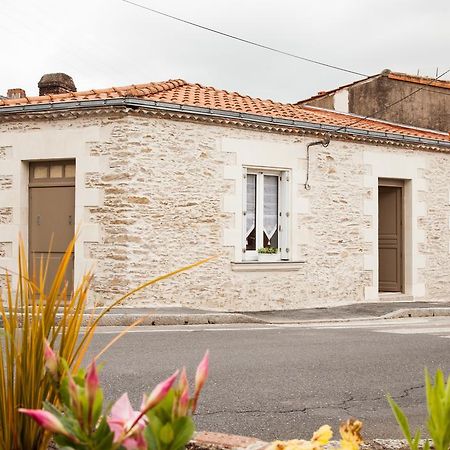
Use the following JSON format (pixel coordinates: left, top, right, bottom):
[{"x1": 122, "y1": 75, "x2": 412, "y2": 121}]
[{"x1": 387, "y1": 72, "x2": 450, "y2": 89}]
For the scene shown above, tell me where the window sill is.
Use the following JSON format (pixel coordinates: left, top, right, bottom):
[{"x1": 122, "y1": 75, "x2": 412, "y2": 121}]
[{"x1": 231, "y1": 261, "x2": 305, "y2": 272}]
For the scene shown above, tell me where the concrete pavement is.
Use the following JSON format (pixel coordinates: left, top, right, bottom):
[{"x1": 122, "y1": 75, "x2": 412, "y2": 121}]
[{"x1": 88, "y1": 300, "x2": 450, "y2": 326}]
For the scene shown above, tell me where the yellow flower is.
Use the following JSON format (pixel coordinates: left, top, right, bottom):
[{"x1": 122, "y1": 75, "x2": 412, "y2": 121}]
[
  {"x1": 311, "y1": 425, "x2": 333, "y2": 446},
  {"x1": 339, "y1": 419, "x2": 363, "y2": 450},
  {"x1": 267, "y1": 439, "x2": 314, "y2": 450}
]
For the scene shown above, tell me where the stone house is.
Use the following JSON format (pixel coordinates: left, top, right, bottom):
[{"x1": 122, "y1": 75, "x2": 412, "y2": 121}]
[
  {"x1": 0, "y1": 73, "x2": 449, "y2": 310},
  {"x1": 298, "y1": 70, "x2": 450, "y2": 133}
]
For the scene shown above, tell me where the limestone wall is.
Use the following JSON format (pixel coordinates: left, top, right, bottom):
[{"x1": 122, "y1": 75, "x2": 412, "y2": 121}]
[{"x1": 0, "y1": 112, "x2": 449, "y2": 310}]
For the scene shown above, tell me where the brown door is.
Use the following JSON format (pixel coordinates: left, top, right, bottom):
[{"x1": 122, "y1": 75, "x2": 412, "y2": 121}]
[
  {"x1": 378, "y1": 182, "x2": 403, "y2": 292},
  {"x1": 29, "y1": 161, "x2": 75, "y2": 294}
]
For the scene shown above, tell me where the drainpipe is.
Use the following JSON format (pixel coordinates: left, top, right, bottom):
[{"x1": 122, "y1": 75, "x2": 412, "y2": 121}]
[{"x1": 304, "y1": 134, "x2": 331, "y2": 190}]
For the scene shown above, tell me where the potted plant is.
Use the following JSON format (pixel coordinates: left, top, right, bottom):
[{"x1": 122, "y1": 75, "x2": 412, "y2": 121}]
[{"x1": 257, "y1": 247, "x2": 280, "y2": 262}]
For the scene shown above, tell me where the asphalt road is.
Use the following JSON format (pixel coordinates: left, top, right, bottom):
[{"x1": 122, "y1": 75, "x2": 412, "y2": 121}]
[{"x1": 85, "y1": 317, "x2": 450, "y2": 442}]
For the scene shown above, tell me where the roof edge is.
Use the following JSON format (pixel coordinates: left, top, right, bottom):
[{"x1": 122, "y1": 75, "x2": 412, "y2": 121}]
[
  {"x1": 0, "y1": 97, "x2": 448, "y2": 150},
  {"x1": 303, "y1": 104, "x2": 449, "y2": 137}
]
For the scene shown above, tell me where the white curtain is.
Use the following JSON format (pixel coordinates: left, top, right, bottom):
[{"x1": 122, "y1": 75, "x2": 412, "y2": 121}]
[
  {"x1": 263, "y1": 175, "x2": 278, "y2": 245},
  {"x1": 246, "y1": 175, "x2": 256, "y2": 240}
]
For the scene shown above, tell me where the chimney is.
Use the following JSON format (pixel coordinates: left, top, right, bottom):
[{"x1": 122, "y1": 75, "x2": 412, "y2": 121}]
[
  {"x1": 38, "y1": 73, "x2": 76, "y2": 96},
  {"x1": 7, "y1": 88, "x2": 26, "y2": 99}
]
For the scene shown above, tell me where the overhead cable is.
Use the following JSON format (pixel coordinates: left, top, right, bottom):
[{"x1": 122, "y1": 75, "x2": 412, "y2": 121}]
[{"x1": 120, "y1": 0, "x2": 368, "y2": 78}]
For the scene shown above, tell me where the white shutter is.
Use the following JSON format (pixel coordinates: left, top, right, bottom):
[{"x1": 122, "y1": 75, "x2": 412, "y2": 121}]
[
  {"x1": 280, "y1": 171, "x2": 290, "y2": 260},
  {"x1": 242, "y1": 167, "x2": 247, "y2": 255}
]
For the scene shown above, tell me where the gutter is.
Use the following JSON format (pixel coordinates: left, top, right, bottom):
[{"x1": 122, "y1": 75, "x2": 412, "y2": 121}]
[{"x1": 0, "y1": 97, "x2": 449, "y2": 149}]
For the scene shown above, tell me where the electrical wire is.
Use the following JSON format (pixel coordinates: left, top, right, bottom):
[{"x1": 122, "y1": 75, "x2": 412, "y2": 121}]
[
  {"x1": 120, "y1": 0, "x2": 450, "y2": 105},
  {"x1": 119, "y1": 0, "x2": 368, "y2": 78}
]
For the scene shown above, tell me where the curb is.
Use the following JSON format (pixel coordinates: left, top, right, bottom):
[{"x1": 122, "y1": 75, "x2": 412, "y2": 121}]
[
  {"x1": 381, "y1": 307, "x2": 450, "y2": 319},
  {"x1": 191, "y1": 431, "x2": 267, "y2": 450},
  {"x1": 189, "y1": 433, "x2": 415, "y2": 450},
  {"x1": 87, "y1": 313, "x2": 266, "y2": 327},
  {"x1": 3, "y1": 308, "x2": 450, "y2": 328},
  {"x1": 89, "y1": 307, "x2": 450, "y2": 327}
]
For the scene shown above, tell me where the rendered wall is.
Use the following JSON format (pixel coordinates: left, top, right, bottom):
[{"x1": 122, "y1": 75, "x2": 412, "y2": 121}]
[
  {"x1": 306, "y1": 76, "x2": 450, "y2": 132},
  {"x1": 0, "y1": 113, "x2": 449, "y2": 310}
]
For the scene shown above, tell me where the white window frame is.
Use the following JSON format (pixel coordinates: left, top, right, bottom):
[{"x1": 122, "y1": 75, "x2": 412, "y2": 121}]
[{"x1": 242, "y1": 167, "x2": 290, "y2": 262}]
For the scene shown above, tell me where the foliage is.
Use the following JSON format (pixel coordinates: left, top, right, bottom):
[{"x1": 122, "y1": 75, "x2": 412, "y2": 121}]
[
  {"x1": 257, "y1": 247, "x2": 278, "y2": 254},
  {"x1": 0, "y1": 239, "x2": 95, "y2": 450},
  {"x1": 0, "y1": 238, "x2": 213, "y2": 450},
  {"x1": 266, "y1": 419, "x2": 363, "y2": 450},
  {"x1": 20, "y1": 346, "x2": 209, "y2": 450},
  {"x1": 388, "y1": 368, "x2": 450, "y2": 450}
]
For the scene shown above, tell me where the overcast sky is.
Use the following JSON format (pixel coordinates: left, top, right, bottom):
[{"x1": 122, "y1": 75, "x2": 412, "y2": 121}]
[{"x1": 1, "y1": 0, "x2": 449, "y2": 103}]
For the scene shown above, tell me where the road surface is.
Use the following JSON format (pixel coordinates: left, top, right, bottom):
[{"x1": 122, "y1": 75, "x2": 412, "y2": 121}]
[{"x1": 86, "y1": 316, "x2": 450, "y2": 441}]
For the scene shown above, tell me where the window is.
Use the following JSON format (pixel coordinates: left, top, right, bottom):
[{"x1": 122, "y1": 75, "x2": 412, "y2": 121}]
[{"x1": 242, "y1": 168, "x2": 290, "y2": 261}]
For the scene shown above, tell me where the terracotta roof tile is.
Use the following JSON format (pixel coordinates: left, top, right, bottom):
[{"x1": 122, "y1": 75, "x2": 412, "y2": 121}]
[{"x1": 0, "y1": 78, "x2": 448, "y2": 143}]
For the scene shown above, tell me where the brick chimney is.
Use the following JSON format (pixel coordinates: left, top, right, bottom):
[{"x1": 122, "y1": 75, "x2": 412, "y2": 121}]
[
  {"x1": 7, "y1": 88, "x2": 26, "y2": 99},
  {"x1": 38, "y1": 73, "x2": 76, "y2": 96}
]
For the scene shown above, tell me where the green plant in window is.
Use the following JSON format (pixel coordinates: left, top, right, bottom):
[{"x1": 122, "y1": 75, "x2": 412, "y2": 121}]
[{"x1": 257, "y1": 247, "x2": 279, "y2": 254}]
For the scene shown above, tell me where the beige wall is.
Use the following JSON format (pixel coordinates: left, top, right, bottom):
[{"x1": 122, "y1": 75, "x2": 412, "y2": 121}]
[{"x1": 0, "y1": 112, "x2": 449, "y2": 310}]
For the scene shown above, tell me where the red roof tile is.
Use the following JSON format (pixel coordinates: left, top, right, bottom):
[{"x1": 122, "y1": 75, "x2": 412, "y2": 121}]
[{"x1": 0, "y1": 78, "x2": 448, "y2": 143}]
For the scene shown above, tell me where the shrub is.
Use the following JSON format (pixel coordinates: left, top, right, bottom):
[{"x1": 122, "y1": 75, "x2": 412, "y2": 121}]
[{"x1": 20, "y1": 345, "x2": 209, "y2": 450}]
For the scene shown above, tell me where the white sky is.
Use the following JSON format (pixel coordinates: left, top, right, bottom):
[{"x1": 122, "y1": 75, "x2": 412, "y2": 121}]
[{"x1": 1, "y1": 0, "x2": 449, "y2": 103}]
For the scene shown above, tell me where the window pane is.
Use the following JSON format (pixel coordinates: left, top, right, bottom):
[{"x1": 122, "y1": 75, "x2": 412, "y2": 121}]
[
  {"x1": 50, "y1": 165, "x2": 63, "y2": 178},
  {"x1": 34, "y1": 166, "x2": 48, "y2": 179},
  {"x1": 65, "y1": 164, "x2": 76, "y2": 178},
  {"x1": 263, "y1": 175, "x2": 278, "y2": 248},
  {"x1": 246, "y1": 174, "x2": 256, "y2": 251}
]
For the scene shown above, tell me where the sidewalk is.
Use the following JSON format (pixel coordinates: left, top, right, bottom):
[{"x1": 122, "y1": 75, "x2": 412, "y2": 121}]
[{"x1": 88, "y1": 300, "x2": 450, "y2": 326}]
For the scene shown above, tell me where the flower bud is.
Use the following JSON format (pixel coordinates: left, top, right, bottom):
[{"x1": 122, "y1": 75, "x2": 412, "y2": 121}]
[
  {"x1": 192, "y1": 350, "x2": 209, "y2": 412},
  {"x1": 43, "y1": 339, "x2": 58, "y2": 380},
  {"x1": 86, "y1": 360, "x2": 99, "y2": 402},
  {"x1": 141, "y1": 370, "x2": 179, "y2": 414},
  {"x1": 19, "y1": 409, "x2": 71, "y2": 437}
]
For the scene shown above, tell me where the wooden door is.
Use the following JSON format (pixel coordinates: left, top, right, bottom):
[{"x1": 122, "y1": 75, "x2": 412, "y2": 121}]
[
  {"x1": 29, "y1": 161, "x2": 75, "y2": 294},
  {"x1": 378, "y1": 183, "x2": 403, "y2": 292}
]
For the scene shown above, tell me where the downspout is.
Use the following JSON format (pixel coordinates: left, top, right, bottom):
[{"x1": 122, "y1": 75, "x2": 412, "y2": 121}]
[{"x1": 304, "y1": 134, "x2": 331, "y2": 190}]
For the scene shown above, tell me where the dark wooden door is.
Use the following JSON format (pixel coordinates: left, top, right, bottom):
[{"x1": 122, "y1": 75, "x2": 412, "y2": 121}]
[
  {"x1": 378, "y1": 185, "x2": 403, "y2": 292},
  {"x1": 29, "y1": 161, "x2": 75, "y2": 294}
]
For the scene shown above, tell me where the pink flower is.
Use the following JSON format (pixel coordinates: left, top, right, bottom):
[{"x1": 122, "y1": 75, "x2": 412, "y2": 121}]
[
  {"x1": 19, "y1": 409, "x2": 71, "y2": 438},
  {"x1": 43, "y1": 339, "x2": 58, "y2": 379},
  {"x1": 140, "y1": 370, "x2": 179, "y2": 414},
  {"x1": 192, "y1": 350, "x2": 209, "y2": 412},
  {"x1": 107, "y1": 393, "x2": 147, "y2": 450}
]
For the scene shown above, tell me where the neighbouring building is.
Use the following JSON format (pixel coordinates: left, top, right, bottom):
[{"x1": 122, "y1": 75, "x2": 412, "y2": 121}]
[
  {"x1": 298, "y1": 70, "x2": 450, "y2": 133},
  {"x1": 0, "y1": 73, "x2": 449, "y2": 310}
]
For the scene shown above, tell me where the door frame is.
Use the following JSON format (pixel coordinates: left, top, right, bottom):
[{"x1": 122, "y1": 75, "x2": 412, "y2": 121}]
[
  {"x1": 28, "y1": 160, "x2": 76, "y2": 288},
  {"x1": 378, "y1": 178, "x2": 404, "y2": 293}
]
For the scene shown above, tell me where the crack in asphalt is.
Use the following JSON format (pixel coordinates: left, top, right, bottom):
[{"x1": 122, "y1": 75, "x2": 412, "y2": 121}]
[{"x1": 197, "y1": 385, "x2": 424, "y2": 417}]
